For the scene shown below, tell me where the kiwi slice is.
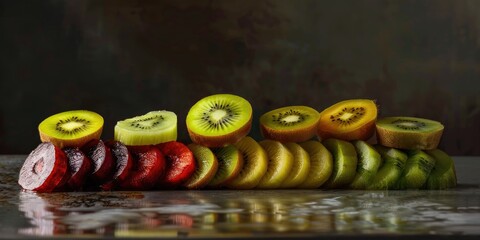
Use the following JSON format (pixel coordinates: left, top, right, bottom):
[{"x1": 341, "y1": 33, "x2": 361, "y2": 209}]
[
  {"x1": 376, "y1": 116, "x2": 444, "y2": 150},
  {"x1": 186, "y1": 94, "x2": 253, "y2": 147},
  {"x1": 38, "y1": 110, "x2": 104, "y2": 148},
  {"x1": 297, "y1": 141, "x2": 333, "y2": 188},
  {"x1": 322, "y1": 139, "x2": 358, "y2": 189},
  {"x1": 226, "y1": 137, "x2": 268, "y2": 189},
  {"x1": 208, "y1": 145, "x2": 244, "y2": 188},
  {"x1": 184, "y1": 144, "x2": 219, "y2": 189},
  {"x1": 259, "y1": 106, "x2": 320, "y2": 142},
  {"x1": 114, "y1": 110, "x2": 177, "y2": 146},
  {"x1": 368, "y1": 146, "x2": 407, "y2": 190},
  {"x1": 256, "y1": 140, "x2": 294, "y2": 189},
  {"x1": 317, "y1": 99, "x2": 377, "y2": 141},
  {"x1": 349, "y1": 140, "x2": 382, "y2": 189},
  {"x1": 425, "y1": 149, "x2": 457, "y2": 189},
  {"x1": 281, "y1": 142, "x2": 311, "y2": 188},
  {"x1": 397, "y1": 150, "x2": 436, "y2": 189}
]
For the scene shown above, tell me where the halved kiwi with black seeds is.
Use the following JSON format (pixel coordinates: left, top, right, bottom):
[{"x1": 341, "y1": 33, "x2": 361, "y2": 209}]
[
  {"x1": 376, "y1": 116, "x2": 444, "y2": 150},
  {"x1": 38, "y1": 110, "x2": 104, "y2": 148},
  {"x1": 186, "y1": 94, "x2": 253, "y2": 147},
  {"x1": 317, "y1": 99, "x2": 377, "y2": 141},
  {"x1": 259, "y1": 106, "x2": 320, "y2": 142}
]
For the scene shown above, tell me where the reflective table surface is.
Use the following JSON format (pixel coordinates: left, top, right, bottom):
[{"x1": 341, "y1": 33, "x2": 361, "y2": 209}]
[{"x1": 1, "y1": 155, "x2": 479, "y2": 239}]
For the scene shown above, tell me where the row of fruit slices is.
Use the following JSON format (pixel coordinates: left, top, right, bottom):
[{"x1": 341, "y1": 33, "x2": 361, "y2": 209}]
[{"x1": 18, "y1": 94, "x2": 456, "y2": 192}]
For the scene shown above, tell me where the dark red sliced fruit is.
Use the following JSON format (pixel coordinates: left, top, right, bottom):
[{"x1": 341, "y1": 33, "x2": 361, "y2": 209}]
[
  {"x1": 63, "y1": 147, "x2": 92, "y2": 191},
  {"x1": 118, "y1": 146, "x2": 166, "y2": 190},
  {"x1": 101, "y1": 140, "x2": 134, "y2": 191},
  {"x1": 156, "y1": 141, "x2": 196, "y2": 188},
  {"x1": 81, "y1": 139, "x2": 114, "y2": 185},
  {"x1": 18, "y1": 142, "x2": 69, "y2": 192}
]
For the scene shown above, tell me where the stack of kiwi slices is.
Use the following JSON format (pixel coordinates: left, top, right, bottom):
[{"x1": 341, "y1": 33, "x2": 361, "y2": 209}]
[{"x1": 18, "y1": 94, "x2": 457, "y2": 192}]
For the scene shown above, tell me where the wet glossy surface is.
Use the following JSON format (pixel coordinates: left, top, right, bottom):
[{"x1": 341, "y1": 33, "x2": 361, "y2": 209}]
[{"x1": 1, "y1": 155, "x2": 479, "y2": 239}]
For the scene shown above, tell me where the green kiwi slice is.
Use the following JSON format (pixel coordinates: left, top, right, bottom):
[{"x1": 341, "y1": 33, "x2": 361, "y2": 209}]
[
  {"x1": 184, "y1": 144, "x2": 219, "y2": 189},
  {"x1": 38, "y1": 110, "x2": 104, "y2": 148},
  {"x1": 368, "y1": 146, "x2": 407, "y2": 190},
  {"x1": 425, "y1": 149, "x2": 457, "y2": 189},
  {"x1": 376, "y1": 116, "x2": 444, "y2": 150},
  {"x1": 226, "y1": 137, "x2": 268, "y2": 189},
  {"x1": 349, "y1": 141, "x2": 382, "y2": 189},
  {"x1": 397, "y1": 150, "x2": 436, "y2": 189},
  {"x1": 259, "y1": 106, "x2": 320, "y2": 142},
  {"x1": 186, "y1": 94, "x2": 253, "y2": 147},
  {"x1": 322, "y1": 139, "x2": 358, "y2": 189},
  {"x1": 208, "y1": 145, "x2": 244, "y2": 188},
  {"x1": 256, "y1": 140, "x2": 294, "y2": 189},
  {"x1": 114, "y1": 110, "x2": 177, "y2": 146}
]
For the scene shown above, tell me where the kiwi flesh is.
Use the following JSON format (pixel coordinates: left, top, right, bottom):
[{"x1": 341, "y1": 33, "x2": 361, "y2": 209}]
[
  {"x1": 226, "y1": 137, "x2": 268, "y2": 189},
  {"x1": 114, "y1": 110, "x2": 177, "y2": 146},
  {"x1": 186, "y1": 94, "x2": 253, "y2": 147},
  {"x1": 425, "y1": 149, "x2": 457, "y2": 189},
  {"x1": 208, "y1": 145, "x2": 244, "y2": 188},
  {"x1": 256, "y1": 140, "x2": 294, "y2": 189},
  {"x1": 397, "y1": 150, "x2": 436, "y2": 189},
  {"x1": 322, "y1": 139, "x2": 358, "y2": 189},
  {"x1": 376, "y1": 116, "x2": 444, "y2": 150},
  {"x1": 281, "y1": 142, "x2": 311, "y2": 188},
  {"x1": 297, "y1": 141, "x2": 332, "y2": 189},
  {"x1": 317, "y1": 99, "x2": 377, "y2": 141},
  {"x1": 368, "y1": 146, "x2": 407, "y2": 190},
  {"x1": 184, "y1": 144, "x2": 219, "y2": 189},
  {"x1": 349, "y1": 141, "x2": 382, "y2": 189},
  {"x1": 38, "y1": 110, "x2": 104, "y2": 148},
  {"x1": 259, "y1": 106, "x2": 320, "y2": 142}
]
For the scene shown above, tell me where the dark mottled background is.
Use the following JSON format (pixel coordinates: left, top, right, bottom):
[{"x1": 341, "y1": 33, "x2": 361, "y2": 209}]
[{"x1": 1, "y1": 0, "x2": 479, "y2": 155}]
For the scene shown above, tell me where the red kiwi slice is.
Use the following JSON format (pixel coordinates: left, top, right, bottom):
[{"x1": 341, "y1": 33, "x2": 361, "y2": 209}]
[
  {"x1": 63, "y1": 147, "x2": 92, "y2": 191},
  {"x1": 157, "y1": 141, "x2": 196, "y2": 188},
  {"x1": 259, "y1": 106, "x2": 320, "y2": 142},
  {"x1": 186, "y1": 94, "x2": 253, "y2": 147},
  {"x1": 376, "y1": 116, "x2": 444, "y2": 150},
  {"x1": 18, "y1": 142, "x2": 69, "y2": 192},
  {"x1": 226, "y1": 137, "x2": 268, "y2": 189},
  {"x1": 81, "y1": 139, "x2": 114, "y2": 185},
  {"x1": 119, "y1": 146, "x2": 166, "y2": 190},
  {"x1": 317, "y1": 99, "x2": 377, "y2": 141},
  {"x1": 208, "y1": 145, "x2": 244, "y2": 188},
  {"x1": 184, "y1": 144, "x2": 219, "y2": 189},
  {"x1": 100, "y1": 140, "x2": 134, "y2": 190},
  {"x1": 38, "y1": 110, "x2": 104, "y2": 148}
]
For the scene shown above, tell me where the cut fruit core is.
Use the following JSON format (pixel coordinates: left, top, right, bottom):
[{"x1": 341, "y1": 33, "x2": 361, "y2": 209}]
[
  {"x1": 60, "y1": 121, "x2": 87, "y2": 132},
  {"x1": 34, "y1": 158, "x2": 44, "y2": 174},
  {"x1": 281, "y1": 115, "x2": 300, "y2": 123},
  {"x1": 392, "y1": 119, "x2": 426, "y2": 130},
  {"x1": 339, "y1": 113, "x2": 354, "y2": 121},
  {"x1": 211, "y1": 109, "x2": 228, "y2": 122}
]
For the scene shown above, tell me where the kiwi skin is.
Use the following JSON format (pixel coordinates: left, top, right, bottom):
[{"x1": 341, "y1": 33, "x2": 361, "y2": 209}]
[{"x1": 187, "y1": 116, "x2": 252, "y2": 148}]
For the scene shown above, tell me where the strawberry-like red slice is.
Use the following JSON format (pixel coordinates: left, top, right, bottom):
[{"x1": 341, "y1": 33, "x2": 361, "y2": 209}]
[
  {"x1": 81, "y1": 139, "x2": 114, "y2": 185},
  {"x1": 18, "y1": 142, "x2": 69, "y2": 192},
  {"x1": 118, "y1": 146, "x2": 165, "y2": 190},
  {"x1": 63, "y1": 147, "x2": 92, "y2": 191},
  {"x1": 156, "y1": 141, "x2": 196, "y2": 188}
]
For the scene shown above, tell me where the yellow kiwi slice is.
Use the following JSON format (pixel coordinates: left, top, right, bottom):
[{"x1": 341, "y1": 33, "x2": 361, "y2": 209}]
[
  {"x1": 425, "y1": 149, "x2": 457, "y2": 189},
  {"x1": 376, "y1": 116, "x2": 444, "y2": 150},
  {"x1": 226, "y1": 137, "x2": 268, "y2": 189},
  {"x1": 114, "y1": 110, "x2": 177, "y2": 146},
  {"x1": 259, "y1": 106, "x2": 320, "y2": 142},
  {"x1": 208, "y1": 145, "x2": 244, "y2": 188},
  {"x1": 322, "y1": 139, "x2": 358, "y2": 189},
  {"x1": 297, "y1": 141, "x2": 333, "y2": 189},
  {"x1": 38, "y1": 110, "x2": 104, "y2": 148},
  {"x1": 186, "y1": 94, "x2": 252, "y2": 147},
  {"x1": 317, "y1": 99, "x2": 377, "y2": 141},
  {"x1": 281, "y1": 142, "x2": 311, "y2": 188},
  {"x1": 184, "y1": 144, "x2": 219, "y2": 189},
  {"x1": 256, "y1": 140, "x2": 294, "y2": 189}
]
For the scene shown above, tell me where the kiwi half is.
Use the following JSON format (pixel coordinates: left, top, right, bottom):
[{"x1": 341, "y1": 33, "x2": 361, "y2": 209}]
[
  {"x1": 38, "y1": 110, "x2": 104, "y2": 148},
  {"x1": 186, "y1": 94, "x2": 253, "y2": 147},
  {"x1": 114, "y1": 110, "x2": 177, "y2": 146},
  {"x1": 376, "y1": 116, "x2": 444, "y2": 150},
  {"x1": 259, "y1": 106, "x2": 320, "y2": 142},
  {"x1": 317, "y1": 99, "x2": 377, "y2": 141}
]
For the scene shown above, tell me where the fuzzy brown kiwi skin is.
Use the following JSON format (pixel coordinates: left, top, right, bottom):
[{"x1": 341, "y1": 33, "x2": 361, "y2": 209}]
[
  {"x1": 187, "y1": 116, "x2": 252, "y2": 148},
  {"x1": 318, "y1": 119, "x2": 376, "y2": 141},
  {"x1": 39, "y1": 127, "x2": 103, "y2": 149},
  {"x1": 375, "y1": 126, "x2": 443, "y2": 150},
  {"x1": 260, "y1": 119, "x2": 319, "y2": 143}
]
